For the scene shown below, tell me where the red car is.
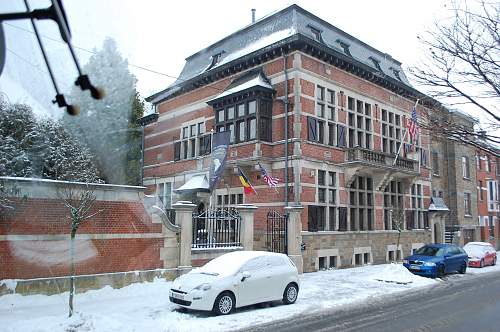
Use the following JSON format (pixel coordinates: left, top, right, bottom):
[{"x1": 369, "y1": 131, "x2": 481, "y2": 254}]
[{"x1": 463, "y1": 242, "x2": 497, "y2": 268}]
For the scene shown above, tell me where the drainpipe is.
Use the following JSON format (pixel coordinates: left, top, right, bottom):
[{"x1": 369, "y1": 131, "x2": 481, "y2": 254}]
[
  {"x1": 283, "y1": 54, "x2": 289, "y2": 207},
  {"x1": 141, "y1": 125, "x2": 145, "y2": 186}
]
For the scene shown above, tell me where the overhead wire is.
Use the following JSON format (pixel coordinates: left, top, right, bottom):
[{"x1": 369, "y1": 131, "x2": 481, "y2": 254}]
[{"x1": 3, "y1": 22, "x2": 229, "y2": 94}]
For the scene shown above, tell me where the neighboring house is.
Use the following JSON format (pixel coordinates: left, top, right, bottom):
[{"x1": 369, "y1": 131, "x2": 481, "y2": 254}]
[
  {"x1": 430, "y1": 111, "x2": 479, "y2": 245},
  {"x1": 141, "y1": 5, "x2": 438, "y2": 272},
  {"x1": 475, "y1": 144, "x2": 500, "y2": 249}
]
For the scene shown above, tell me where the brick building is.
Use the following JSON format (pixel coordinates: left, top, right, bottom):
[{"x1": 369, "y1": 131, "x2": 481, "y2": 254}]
[
  {"x1": 430, "y1": 110, "x2": 500, "y2": 249},
  {"x1": 142, "y1": 5, "x2": 436, "y2": 272}
]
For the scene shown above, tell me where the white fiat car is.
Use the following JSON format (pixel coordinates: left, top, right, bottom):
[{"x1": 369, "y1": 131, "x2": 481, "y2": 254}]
[{"x1": 169, "y1": 251, "x2": 299, "y2": 315}]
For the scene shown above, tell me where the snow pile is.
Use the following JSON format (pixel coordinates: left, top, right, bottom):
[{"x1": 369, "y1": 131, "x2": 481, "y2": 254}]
[
  {"x1": 0, "y1": 279, "x2": 18, "y2": 292},
  {"x1": 372, "y1": 263, "x2": 422, "y2": 284},
  {"x1": 0, "y1": 264, "x2": 439, "y2": 332}
]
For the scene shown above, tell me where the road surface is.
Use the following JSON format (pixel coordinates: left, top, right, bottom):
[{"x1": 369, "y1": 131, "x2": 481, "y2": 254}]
[{"x1": 243, "y1": 270, "x2": 500, "y2": 332}]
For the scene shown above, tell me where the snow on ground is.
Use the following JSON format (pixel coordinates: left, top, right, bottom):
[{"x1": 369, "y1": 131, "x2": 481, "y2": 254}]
[{"x1": 0, "y1": 263, "x2": 437, "y2": 332}]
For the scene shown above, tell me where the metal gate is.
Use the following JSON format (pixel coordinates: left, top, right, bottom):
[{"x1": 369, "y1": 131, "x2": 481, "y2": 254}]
[
  {"x1": 266, "y1": 210, "x2": 288, "y2": 254},
  {"x1": 192, "y1": 209, "x2": 241, "y2": 248}
]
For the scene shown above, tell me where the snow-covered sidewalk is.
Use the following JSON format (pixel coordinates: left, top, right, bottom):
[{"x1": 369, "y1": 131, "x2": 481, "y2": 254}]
[{"x1": 0, "y1": 263, "x2": 440, "y2": 332}]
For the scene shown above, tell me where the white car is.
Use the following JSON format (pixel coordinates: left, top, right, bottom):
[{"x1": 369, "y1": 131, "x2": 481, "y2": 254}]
[{"x1": 169, "y1": 251, "x2": 299, "y2": 315}]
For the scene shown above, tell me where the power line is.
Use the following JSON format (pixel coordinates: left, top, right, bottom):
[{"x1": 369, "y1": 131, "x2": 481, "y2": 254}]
[{"x1": 3, "y1": 22, "x2": 231, "y2": 95}]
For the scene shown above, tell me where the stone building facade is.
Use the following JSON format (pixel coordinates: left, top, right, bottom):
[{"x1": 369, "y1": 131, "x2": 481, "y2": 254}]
[{"x1": 142, "y1": 5, "x2": 435, "y2": 272}]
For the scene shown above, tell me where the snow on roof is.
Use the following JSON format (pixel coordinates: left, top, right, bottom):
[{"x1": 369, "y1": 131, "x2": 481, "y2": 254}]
[
  {"x1": 207, "y1": 72, "x2": 274, "y2": 102},
  {"x1": 174, "y1": 174, "x2": 210, "y2": 193},
  {"x1": 0, "y1": 176, "x2": 145, "y2": 191},
  {"x1": 213, "y1": 28, "x2": 296, "y2": 70},
  {"x1": 428, "y1": 197, "x2": 449, "y2": 212}
]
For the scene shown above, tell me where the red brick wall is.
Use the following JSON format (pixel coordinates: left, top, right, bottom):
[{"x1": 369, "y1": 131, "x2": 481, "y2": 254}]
[{"x1": 0, "y1": 198, "x2": 163, "y2": 280}]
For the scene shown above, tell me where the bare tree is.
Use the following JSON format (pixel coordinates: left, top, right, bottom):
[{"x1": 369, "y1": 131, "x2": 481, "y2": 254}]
[
  {"x1": 57, "y1": 183, "x2": 100, "y2": 317},
  {"x1": 391, "y1": 208, "x2": 405, "y2": 261},
  {"x1": 411, "y1": 0, "x2": 500, "y2": 151}
]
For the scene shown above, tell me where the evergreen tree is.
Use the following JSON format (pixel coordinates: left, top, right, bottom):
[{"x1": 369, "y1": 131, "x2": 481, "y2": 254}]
[
  {"x1": 64, "y1": 37, "x2": 144, "y2": 185},
  {"x1": 0, "y1": 97, "x2": 101, "y2": 183}
]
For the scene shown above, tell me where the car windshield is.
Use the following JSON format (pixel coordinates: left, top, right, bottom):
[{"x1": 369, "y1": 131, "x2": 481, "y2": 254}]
[{"x1": 414, "y1": 246, "x2": 445, "y2": 256}]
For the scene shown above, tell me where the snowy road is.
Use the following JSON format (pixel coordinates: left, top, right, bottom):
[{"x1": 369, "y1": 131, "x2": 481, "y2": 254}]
[{"x1": 1, "y1": 262, "x2": 499, "y2": 332}]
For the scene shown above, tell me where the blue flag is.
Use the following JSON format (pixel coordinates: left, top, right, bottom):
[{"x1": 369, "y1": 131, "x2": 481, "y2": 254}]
[{"x1": 209, "y1": 131, "x2": 231, "y2": 191}]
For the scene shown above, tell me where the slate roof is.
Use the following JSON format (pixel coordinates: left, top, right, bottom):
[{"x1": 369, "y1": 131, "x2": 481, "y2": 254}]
[{"x1": 147, "y1": 4, "x2": 417, "y2": 104}]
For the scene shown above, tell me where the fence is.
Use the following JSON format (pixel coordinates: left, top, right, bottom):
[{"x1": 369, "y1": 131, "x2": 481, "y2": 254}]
[{"x1": 192, "y1": 209, "x2": 241, "y2": 248}]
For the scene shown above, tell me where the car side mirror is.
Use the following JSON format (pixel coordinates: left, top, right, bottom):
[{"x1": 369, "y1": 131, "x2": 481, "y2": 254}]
[{"x1": 241, "y1": 271, "x2": 251, "y2": 282}]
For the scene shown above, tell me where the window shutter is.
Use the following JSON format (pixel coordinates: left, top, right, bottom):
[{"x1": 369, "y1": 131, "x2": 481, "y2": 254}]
[
  {"x1": 337, "y1": 124, "x2": 346, "y2": 147},
  {"x1": 307, "y1": 117, "x2": 318, "y2": 142},
  {"x1": 174, "y1": 142, "x2": 181, "y2": 161}
]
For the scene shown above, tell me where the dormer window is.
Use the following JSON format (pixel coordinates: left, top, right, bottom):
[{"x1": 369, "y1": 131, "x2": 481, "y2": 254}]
[
  {"x1": 336, "y1": 40, "x2": 352, "y2": 57},
  {"x1": 307, "y1": 24, "x2": 323, "y2": 43},
  {"x1": 369, "y1": 56, "x2": 383, "y2": 72},
  {"x1": 389, "y1": 67, "x2": 402, "y2": 81},
  {"x1": 205, "y1": 51, "x2": 224, "y2": 72}
]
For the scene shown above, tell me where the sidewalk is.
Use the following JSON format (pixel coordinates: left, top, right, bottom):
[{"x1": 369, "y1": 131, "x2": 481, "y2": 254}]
[{"x1": 1, "y1": 261, "x2": 499, "y2": 332}]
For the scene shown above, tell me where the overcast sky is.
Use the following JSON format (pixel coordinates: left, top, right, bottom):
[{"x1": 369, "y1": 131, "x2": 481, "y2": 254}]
[{"x1": 1, "y1": 0, "x2": 457, "y2": 117}]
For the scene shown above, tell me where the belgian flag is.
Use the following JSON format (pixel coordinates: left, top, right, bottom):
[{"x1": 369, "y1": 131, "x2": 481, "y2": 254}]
[{"x1": 238, "y1": 167, "x2": 256, "y2": 195}]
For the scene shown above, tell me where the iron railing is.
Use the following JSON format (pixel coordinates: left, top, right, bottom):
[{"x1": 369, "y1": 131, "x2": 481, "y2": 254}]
[
  {"x1": 267, "y1": 210, "x2": 288, "y2": 254},
  {"x1": 192, "y1": 209, "x2": 241, "y2": 248}
]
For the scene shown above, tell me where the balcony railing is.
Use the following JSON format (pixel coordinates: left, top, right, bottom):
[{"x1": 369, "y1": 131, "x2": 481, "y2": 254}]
[{"x1": 346, "y1": 147, "x2": 418, "y2": 172}]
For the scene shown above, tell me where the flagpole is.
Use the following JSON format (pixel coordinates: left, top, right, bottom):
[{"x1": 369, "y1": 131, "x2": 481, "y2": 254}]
[{"x1": 393, "y1": 128, "x2": 409, "y2": 167}]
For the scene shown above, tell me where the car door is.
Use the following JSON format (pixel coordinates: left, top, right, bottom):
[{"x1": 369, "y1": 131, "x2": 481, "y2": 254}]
[
  {"x1": 444, "y1": 247, "x2": 459, "y2": 272},
  {"x1": 485, "y1": 246, "x2": 494, "y2": 265},
  {"x1": 236, "y1": 257, "x2": 270, "y2": 307},
  {"x1": 265, "y1": 256, "x2": 288, "y2": 300}
]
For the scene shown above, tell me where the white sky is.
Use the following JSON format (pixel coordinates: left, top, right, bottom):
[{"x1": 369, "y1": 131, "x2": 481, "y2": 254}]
[{"x1": 1, "y1": 0, "x2": 470, "y2": 118}]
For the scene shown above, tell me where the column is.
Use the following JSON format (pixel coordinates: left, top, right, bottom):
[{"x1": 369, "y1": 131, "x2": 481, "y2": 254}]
[
  {"x1": 172, "y1": 201, "x2": 197, "y2": 271},
  {"x1": 235, "y1": 204, "x2": 258, "y2": 251},
  {"x1": 284, "y1": 205, "x2": 304, "y2": 274}
]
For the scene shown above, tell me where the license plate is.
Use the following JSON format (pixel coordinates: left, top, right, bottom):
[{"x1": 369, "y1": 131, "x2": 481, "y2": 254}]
[
  {"x1": 411, "y1": 265, "x2": 420, "y2": 270},
  {"x1": 171, "y1": 291, "x2": 184, "y2": 300}
]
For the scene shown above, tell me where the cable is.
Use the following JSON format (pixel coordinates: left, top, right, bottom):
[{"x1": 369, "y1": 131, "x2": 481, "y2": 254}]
[{"x1": 3, "y1": 21, "x2": 228, "y2": 93}]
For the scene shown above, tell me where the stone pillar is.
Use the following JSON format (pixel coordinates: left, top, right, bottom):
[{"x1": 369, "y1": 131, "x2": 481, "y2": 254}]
[
  {"x1": 235, "y1": 204, "x2": 257, "y2": 251},
  {"x1": 172, "y1": 201, "x2": 197, "y2": 270},
  {"x1": 284, "y1": 205, "x2": 304, "y2": 274}
]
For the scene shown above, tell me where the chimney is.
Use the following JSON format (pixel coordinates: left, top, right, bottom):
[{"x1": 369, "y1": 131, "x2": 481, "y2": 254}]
[{"x1": 251, "y1": 9, "x2": 256, "y2": 23}]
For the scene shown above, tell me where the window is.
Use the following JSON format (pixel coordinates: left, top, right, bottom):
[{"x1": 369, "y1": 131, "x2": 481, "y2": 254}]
[
  {"x1": 383, "y1": 180, "x2": 404, "y2": 230},
  {"x1": 215, "y1": 98, "x2": 265, "y2": 144},
  {"x1": 486, "y1": 156, "x2": 491, "y2": 172},
  {"x1": 462, "y1": 156, "x2": 470, "y2": 179},
  {"x1": 157, "y1": 182, "x2": 172, "y2": 209},
  {"x1": 175, "y1": 122, "x2": 207, "y2": 160},
  {"x1": 349, "y1": 176, "x2": 374, "y2": 231},
  {"x1": 309, "y1": 85, "x2": 337, "y2": 146},
  {"x1": 464, "y1": 192, "x2": 472, "y2": 216},
  {"x1": 479, "y1": 181, "x2": 484, "y2": 201},
  {"x1": 432, "y1": 152, "x2": 439, "y2": 175},
  {"x1": 408, "y1": 184, "x2": 425, "y2": 229},
  {"x1": 381, "y1": 108, "x2": 404, "y2": 154},
  {"x1": 308, "y1": 25, "x2": 323, "y2": 42},
  {"x1": 216, "y1": 190, "x2": 243, "y2": 210},
  {"x1": 346, "y1": 97, "x2": 373, "y2": 149},
  {"x1": 476, "y1": 154, "x2": 482, "y2": 170},
  {"x1": 369, "y1": 56, "x2": 382, "y2": 72},
  {"x1": 337, "y1": 40, "x2": 352, "y2": 57},
  {"x1": 310, "y1": 170, "x2": 338, "y2": 231}
]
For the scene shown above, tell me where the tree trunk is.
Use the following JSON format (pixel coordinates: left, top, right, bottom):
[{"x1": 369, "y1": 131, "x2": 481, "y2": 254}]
[
  {"x1": 396, "y1": 231, "x2": 401, "y2": 261},
  {"x1": 69, "y1": 229, "x2": 76, "y2": 317}
]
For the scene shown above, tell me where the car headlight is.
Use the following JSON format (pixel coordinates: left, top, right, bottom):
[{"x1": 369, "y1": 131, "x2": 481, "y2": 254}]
[
  {"x1": 403, "y1": 259, "x2": 409, "y2": 264},
  {"x1": 423, "y1": 262, "x2": 436, "y2": 267},
  {"x1": 193, "y1": 283, "x2": 211, "y2": 291}
]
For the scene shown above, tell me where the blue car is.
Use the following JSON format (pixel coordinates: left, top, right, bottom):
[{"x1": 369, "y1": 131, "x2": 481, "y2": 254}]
[{"x1": 403, "y1": 244, "x2": 468, "y2": 278}]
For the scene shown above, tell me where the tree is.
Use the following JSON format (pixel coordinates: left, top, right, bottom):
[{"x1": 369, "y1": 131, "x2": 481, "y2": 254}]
[
  {"x1": 391, "y1": 207, "x2": 405, "y2": 262},
  {"x1": 0, "y1": 97, "x2": 102, "y2": 182},
  {"x1": 56, "y1": 184, "x2": 99, "y2": 317},
  {"x1": 410, "y1": 0, "x2": 500, "y2": 153},
  {"x1": 0, "y1": 180, "x2": 13, "y2": 213},
  {"x1": 64, "y1": 38, "x2": 144, "y2": 185}
]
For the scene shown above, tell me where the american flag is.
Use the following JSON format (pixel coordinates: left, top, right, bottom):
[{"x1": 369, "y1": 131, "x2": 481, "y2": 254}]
[
  {"x1": 258, "y1": 163, "x2": 279, "y2": 189},
  {"x1": 407, "y1": 101, "x2": 419, "y2": 144}
]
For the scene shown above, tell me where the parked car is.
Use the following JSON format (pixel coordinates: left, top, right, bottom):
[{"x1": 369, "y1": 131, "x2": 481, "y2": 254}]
[
  {"x1": 169, "y1": 251, "x2": 299, "y2": 315},
  {"x1": 403, "y1": 244, "x2": 468, "y2": 278},
  {"x1": 463, "y1": 242, "x2": 497, "y2": 268}
]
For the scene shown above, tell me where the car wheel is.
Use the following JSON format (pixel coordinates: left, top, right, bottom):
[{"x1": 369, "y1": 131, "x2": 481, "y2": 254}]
[
  {"x1": 282, "y1": 283, "x2": 298, "y2": 305},
  {"x1": 437, "y1": 265, "x2": 445, "y2": 278},
  {"x1": 459, "y1": 262, "x2": 466, "y2": 274},
  {"x1": 213, "y1": 292, "x2": 235, "y2": 315},
  {"x1": 480, "y1": 259, "x2": 484, "y2": 268}
]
